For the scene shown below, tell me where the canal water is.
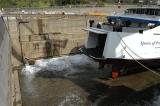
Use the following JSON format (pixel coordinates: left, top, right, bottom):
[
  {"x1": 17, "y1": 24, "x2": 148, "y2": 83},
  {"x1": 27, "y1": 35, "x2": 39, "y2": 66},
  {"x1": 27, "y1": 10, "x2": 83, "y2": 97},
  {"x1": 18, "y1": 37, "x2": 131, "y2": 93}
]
[{"x1": 20, "y1": 54, "x2": 160, "y2": 106}]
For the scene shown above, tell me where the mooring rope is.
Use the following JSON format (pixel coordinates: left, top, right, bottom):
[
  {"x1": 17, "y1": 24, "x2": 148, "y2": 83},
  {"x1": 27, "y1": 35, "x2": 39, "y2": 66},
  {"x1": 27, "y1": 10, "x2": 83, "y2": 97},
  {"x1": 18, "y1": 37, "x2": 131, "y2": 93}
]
[{"x1": 118, "y1": 33, "x2": 160, "y2": 77}]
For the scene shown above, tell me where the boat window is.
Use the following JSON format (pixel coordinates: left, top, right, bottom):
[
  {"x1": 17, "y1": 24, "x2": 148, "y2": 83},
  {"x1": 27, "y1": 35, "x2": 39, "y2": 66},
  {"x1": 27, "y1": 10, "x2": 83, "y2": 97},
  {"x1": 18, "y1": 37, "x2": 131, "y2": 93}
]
[
  {"x1": 123, "y1": 21, "x2": 131, "y2": 27},
  {"x1": 150, "y1": 9, "x2": 155, "y2": 15},
  {"x1": 140, "y1": 23, "x2": 148, "y2": 28},
  {"x1": 129, "y1": 22, "x2": 139, "y2": 27},
  {"x1": 128, "y1": 22, "x2": 147, "y2": 28},
  {"x1": 158, "y1": 11, "x2": 160, "y2": 16},
  {"x1": 155, "y1": 9, "x2": 158, "y2": 15},
  {"x1": 125, "y1": 8, "x2": 160, "y2": 16}
]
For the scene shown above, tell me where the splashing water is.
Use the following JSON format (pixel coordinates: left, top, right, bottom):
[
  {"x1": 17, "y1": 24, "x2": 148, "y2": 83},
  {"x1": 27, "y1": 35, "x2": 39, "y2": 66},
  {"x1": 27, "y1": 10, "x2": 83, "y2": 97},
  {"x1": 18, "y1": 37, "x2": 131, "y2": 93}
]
[{"x1": 22, "y1": 54, "x2": 97, "y2": 76}]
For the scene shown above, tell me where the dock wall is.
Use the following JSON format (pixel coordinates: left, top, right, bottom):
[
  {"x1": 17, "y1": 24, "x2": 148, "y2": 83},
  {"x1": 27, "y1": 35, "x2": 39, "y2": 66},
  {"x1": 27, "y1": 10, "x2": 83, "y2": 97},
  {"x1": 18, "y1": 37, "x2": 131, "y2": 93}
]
[
  {"x1": 0, "y1": 17, "x2": 12, "y2": 106},
  {"x1": 5, "y1": 15, "x2": 106, "y2": 67}
]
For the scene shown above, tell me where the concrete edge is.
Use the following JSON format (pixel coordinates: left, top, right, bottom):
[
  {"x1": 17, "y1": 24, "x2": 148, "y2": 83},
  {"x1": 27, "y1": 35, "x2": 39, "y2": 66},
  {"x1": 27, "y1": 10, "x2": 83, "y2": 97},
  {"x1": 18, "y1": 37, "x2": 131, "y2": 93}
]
[{"x1": 12, "y1": 69, "x2": 22, "y2": 106}]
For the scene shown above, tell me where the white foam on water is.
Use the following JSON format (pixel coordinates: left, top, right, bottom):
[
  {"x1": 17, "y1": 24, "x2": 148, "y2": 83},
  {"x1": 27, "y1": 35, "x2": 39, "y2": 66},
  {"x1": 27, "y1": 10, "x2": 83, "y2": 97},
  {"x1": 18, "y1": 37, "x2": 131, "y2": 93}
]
[
  {"x1": 91, "y1": 96, "x2": 108, "y2": 106},
  {"x1": 152, "y1": 95, "x2": 160, "y2": 106},
  {"x1": 22, "y1": 64, "x2": 41, "y2": 75},
  {"x1": 22, "y1": 54, "x2": 96, "y2": 76},
  {"x1": 58, "y1": 94, "x2": 81, "y2": 106}
]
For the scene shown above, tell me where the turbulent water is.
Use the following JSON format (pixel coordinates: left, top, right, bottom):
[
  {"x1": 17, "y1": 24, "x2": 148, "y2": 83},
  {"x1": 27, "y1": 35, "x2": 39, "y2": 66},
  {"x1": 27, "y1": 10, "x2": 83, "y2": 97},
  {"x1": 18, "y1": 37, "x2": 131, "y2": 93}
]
[{"x1": 20, "y1": 54, "x2": 160, "y2": 106}]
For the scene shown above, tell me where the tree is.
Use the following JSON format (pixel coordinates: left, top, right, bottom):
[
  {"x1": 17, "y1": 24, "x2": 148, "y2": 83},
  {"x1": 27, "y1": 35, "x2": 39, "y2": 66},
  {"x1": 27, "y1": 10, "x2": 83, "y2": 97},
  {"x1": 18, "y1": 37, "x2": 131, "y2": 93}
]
[
  {"x1": 0, "y1": 0, "x2": 141, "y2": 8},
  {"x1": 49, "y1": 0, "x2": 56, "y2": 6},
  {"x1": 0, "y1": 0, "x2": 13, "y2": 8}
]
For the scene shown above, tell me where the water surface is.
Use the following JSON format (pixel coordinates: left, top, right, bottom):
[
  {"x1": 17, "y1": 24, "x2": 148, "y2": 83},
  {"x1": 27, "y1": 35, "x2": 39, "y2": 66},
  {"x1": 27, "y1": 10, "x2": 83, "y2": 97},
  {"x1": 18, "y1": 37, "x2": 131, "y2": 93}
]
[{"x1": 20, "y1": 54, "x2": 160, "y2": 106}]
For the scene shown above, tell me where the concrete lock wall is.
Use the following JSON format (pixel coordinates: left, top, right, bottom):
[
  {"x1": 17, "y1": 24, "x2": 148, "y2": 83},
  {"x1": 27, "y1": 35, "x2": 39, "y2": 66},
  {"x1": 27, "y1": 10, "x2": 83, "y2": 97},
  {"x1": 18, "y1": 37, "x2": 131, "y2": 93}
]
[
  {"x1": 6, "y1": 15, "x2": 105, "y2": 66},
  {"x1": 4, "y1": 17, "x2": 22, "y2": 67},
  {"x1": 0, "y1": 17, "x2": 12, "y2": 106}
]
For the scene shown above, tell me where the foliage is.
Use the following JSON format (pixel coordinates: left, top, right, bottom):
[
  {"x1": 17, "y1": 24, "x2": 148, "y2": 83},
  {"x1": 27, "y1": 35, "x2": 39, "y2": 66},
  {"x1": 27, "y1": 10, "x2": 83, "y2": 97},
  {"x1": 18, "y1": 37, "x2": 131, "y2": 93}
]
[{"x1": 0, "y1": 0, "x2": 156, "y2": 8}]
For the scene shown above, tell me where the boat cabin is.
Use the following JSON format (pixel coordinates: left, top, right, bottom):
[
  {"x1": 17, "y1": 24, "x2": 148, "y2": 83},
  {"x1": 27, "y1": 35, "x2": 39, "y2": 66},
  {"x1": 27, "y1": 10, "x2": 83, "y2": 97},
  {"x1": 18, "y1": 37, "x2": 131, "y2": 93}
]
[{"x1": 80, "y1": 8, "x2": 160, "y2": 61}]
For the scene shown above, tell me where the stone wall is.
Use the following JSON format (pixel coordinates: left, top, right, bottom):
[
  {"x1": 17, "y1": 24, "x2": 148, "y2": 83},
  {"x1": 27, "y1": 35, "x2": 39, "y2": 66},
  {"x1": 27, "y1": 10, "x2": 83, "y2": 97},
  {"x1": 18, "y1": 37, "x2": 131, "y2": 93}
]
[
  {"x1": 0, "y1": 16, "x2": 12, "y2": 106},
  {"x1": 5, "y1": 17, "x2": 22, "y2": 67},
  {"x1": 6, "y1": 15, "x2": 105, "y2": 67}
]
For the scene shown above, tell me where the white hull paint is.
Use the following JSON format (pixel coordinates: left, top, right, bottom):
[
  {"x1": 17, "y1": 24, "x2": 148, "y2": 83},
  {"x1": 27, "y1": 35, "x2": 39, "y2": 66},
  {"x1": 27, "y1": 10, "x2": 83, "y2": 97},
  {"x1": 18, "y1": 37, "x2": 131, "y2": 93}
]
[
  {"x1": 84, "y1": 26, "x2": 160, "y2": 61},
  {"x1": 105, "y1": 27, "x2": 160, "y2": 60}
]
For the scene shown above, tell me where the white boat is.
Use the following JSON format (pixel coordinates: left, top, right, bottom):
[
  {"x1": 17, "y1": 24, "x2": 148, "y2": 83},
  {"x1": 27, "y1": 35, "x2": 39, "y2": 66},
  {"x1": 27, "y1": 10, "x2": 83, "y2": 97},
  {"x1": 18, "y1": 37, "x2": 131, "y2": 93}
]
[{"x1": 80, "y1": 7, "x2": 160, "y2": 74}]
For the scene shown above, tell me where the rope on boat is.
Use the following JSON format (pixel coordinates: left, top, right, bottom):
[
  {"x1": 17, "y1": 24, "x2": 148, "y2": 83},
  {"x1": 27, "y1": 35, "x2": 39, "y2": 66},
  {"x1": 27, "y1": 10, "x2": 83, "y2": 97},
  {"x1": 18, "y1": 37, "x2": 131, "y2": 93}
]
[{"x1": 118, "y1": 33, "x2": 160, "y2": 77}]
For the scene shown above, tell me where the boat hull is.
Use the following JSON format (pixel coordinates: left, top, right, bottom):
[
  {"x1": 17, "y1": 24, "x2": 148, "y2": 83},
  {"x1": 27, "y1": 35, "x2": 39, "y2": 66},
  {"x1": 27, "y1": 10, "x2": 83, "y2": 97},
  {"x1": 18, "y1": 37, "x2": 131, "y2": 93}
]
[{"x1": 79, "y1": 47, "x2": 160, "y2": 69}]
